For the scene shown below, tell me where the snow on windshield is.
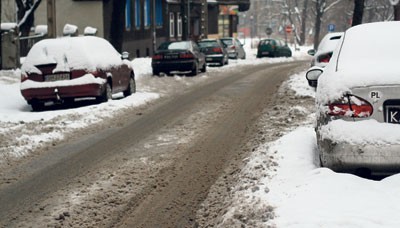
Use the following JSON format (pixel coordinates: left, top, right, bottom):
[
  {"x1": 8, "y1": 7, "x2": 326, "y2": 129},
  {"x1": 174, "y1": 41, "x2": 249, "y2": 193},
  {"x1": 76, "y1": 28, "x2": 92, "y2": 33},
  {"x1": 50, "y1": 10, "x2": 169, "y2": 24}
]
[{"x1": 21, "y1": 36, "x2": 123, "y2": 74}]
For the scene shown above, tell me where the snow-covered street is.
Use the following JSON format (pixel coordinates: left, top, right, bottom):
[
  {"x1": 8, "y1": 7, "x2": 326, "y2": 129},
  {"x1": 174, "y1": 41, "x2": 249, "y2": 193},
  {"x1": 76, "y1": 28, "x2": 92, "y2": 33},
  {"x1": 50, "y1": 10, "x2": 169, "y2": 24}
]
[{"x1": 2, "y1": 43, "x2": 400, "y2": 227}]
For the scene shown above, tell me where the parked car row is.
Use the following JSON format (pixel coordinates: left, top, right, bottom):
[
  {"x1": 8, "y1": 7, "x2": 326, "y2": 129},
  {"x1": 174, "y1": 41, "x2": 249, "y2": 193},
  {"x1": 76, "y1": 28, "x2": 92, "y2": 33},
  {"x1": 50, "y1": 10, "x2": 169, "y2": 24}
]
[
  {"x1": 306, "y1": 21, "x2": 400, "y2": 176},
  {"x1": 151, "y1": 37, "x2": 247, "y2": 76}
]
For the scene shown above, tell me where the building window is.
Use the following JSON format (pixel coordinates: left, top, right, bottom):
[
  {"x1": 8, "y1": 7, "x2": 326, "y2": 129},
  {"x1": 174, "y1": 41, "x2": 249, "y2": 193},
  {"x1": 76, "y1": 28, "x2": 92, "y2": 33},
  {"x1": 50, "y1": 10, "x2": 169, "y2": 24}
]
[
  {"x1": 135, "y1": 0, "x2": 141, "y2": 29},
  {"x1": 144, "y1": 0, "x2": 151, "y2": 27},
  {"x1": 169, "y1": 12, "x2": 175, "y2": 38},
  {"x1": 155, "y1": 0, "x2": 163, "y2": 27},
  {"x1": 125, "y1": 0, "x2": 132, "y2": 31},
  {"x1": 177, "y1": 13, "x2": 182, "y2": 37}
]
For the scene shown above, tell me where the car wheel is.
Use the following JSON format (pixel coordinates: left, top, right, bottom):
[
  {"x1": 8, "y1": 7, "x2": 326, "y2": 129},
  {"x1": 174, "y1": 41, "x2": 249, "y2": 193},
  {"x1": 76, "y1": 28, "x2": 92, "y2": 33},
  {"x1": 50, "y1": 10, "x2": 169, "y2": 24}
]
[
  {"x1": 123, "y1": 76, "x2": 136, "y2": 97},
  {"x1": 200, "y1": 62, "x2": 207, "y2": 72},
  {"x1": 31, "y1": 101, "x2": 44, "y2": 112},
  {"x1": 188, "y1": 62, "x2": 198, "y2": 76},
  {"x1": 152, "y1": 69, "x2": 160, "y2": 76},
  {"x1": 97, "y1": 82, "x2": 112, "y2": 103}
]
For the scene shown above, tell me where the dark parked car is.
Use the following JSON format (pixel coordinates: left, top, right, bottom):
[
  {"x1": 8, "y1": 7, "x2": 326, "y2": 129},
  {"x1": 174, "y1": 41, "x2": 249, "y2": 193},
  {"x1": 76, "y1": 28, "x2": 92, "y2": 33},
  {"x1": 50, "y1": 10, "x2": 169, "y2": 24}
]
[
  {"x1": 198, "y1": 39, "x2": 229, "y2": 66},
  {"x1": 20, "y1": 36, "x2": 136, "y2": 111},
  {"x1": 256, "y1": 39, "x2": 292, "y2": 58},
  {"x1": 152, "y1": 41, "x2": 206, "y2": 76},
  {"x1": 220, "y1": 37, "x2": 246, "y2": 59}
]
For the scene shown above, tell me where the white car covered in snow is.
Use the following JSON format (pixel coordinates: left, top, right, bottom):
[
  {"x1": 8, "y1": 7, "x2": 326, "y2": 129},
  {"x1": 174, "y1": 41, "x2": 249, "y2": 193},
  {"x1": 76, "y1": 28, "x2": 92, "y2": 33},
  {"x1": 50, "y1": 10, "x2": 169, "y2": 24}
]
[
  {"x1": 20, "y1": 36, "x2": 136, "y2": 111},
  {"x1": 306, "y1": 32, "x2": 343, "y2": 87},
  {"x1": 307, "y1": 21, "x2": 400, "y2": 175}
]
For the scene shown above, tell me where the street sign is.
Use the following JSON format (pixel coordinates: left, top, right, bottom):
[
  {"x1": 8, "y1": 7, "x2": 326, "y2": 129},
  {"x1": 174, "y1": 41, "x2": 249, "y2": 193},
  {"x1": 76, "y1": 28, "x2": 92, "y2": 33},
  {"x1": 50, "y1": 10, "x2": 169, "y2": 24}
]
[
  {"x1": 328, "y1": 24, "x2": 335, "y2": 32},
  {"x1": 266, "y1": 27, "x2": 273, "y2": 36},
  {"x1": 285, "y1": 25, "x2": 293, "y2": 34}
]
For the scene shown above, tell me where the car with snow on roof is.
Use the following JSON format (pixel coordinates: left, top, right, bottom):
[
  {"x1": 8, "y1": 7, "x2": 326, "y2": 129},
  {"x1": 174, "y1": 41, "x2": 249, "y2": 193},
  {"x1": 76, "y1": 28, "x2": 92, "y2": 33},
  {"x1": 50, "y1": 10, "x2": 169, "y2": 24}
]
[
  {"x1": 307, "y1": 21, "x2": 400, "y2": 176},
  {"x1": 20, "y1": 36, "x2": 136, "y2": 111}
]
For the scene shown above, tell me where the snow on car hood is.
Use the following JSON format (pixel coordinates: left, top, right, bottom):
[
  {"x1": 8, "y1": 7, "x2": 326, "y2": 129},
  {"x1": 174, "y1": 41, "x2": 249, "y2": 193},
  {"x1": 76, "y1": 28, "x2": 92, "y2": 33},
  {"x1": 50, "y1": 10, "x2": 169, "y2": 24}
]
[
  {"x1": 21, "y1": 36, "x2": 125, "y2": 74},
  {"x1": 317, "y1": 21, "x2": 400, "y2": 104}
]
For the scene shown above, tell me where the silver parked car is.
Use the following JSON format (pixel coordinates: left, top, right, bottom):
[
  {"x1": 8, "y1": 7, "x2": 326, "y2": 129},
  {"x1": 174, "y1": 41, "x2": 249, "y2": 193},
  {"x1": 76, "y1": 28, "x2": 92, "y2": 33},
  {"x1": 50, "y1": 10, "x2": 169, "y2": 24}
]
[
  {"x1": 307, "y1": 21, "x2": 400, "y2": 175},
  {"x1": 220, "y1": 37, "x2": 246, "y2": 59}
]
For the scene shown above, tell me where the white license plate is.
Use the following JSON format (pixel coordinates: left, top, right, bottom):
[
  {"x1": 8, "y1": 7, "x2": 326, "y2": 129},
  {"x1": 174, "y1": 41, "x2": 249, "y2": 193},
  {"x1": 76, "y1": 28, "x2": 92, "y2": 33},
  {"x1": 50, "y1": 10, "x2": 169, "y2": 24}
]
[
  {"x1": 44, "y1": 73, "x2": 70, "y2": 82},
  {"x1": 386, "y1": 106, "x2": 400, "y2": 123},
  {"x1": 262, "y1": 51, "x2": 269, "y2": 55},
  {"x1": 206, "y1": 58, "x2": 212, "y2": 61}
]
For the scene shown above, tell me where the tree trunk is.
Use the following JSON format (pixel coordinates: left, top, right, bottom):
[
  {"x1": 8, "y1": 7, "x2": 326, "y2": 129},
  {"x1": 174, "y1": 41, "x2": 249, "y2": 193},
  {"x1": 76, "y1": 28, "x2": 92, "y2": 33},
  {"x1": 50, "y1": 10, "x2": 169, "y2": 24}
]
[
  {"x1": 313, "y1": 0, "x2": 324, "y2": 50},
  {"x1": 300, "y1": 0, "x2": 309, "y2": 45},
  {"x1": 109, "y1": 0, "x2": 126, "y2": 52},
  {"x1": 351, "y1": 0, "x2": 364, "y2": 26},
  {"x1": 395, "y1": 4, "x2": 400, "y2": 21},
  {"x1": 16, "y1": 0, "x2": 42, "y2": 56}
]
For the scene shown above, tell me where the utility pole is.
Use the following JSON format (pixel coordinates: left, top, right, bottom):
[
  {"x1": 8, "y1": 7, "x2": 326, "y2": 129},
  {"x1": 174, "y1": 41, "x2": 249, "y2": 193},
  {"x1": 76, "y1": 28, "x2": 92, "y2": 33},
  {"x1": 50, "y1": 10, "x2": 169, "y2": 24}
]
[
  {"x1": 200, "y1": 0, "x2": 207, "y2": 39},
  {"x1": 47, "y1": 0, "x2": 56, "y2": 38},
  {"x1": 152, "y1": 0, "x2": 157, "y2": 53}
]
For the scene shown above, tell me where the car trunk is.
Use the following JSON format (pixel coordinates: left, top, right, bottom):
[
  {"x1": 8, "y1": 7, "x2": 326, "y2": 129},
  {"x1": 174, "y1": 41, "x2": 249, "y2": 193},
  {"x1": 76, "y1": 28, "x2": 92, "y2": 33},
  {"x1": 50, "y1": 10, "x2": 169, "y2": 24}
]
[{"x1": 351, "y1": 85, "x2": 400, "y2": 123}]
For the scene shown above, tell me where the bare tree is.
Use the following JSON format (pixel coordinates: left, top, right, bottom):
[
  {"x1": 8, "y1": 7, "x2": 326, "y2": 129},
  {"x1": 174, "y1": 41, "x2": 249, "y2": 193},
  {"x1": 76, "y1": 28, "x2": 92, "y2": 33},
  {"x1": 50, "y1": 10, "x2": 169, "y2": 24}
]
[
  {"x1": 313, "y1": 0, "x2": 343, "y2": 49},
  {"x1": 16, "y1": 0, "x2": 42, "y2": 55},
  {"x1": 351, "y1": 0, "x2": 364, "y2": 26}
]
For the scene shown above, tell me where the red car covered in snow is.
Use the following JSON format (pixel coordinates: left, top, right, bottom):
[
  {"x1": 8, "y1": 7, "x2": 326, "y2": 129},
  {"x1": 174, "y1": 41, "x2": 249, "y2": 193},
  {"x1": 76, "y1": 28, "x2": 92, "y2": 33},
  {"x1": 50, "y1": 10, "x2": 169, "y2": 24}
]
[{"x1": 20, "y1": 36, "x2": 136, "y2": 111}]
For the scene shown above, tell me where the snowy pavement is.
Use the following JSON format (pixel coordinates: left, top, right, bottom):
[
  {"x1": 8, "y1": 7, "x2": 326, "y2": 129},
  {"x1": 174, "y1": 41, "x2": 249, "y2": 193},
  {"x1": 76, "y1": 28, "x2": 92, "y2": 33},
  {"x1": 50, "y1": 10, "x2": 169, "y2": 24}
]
[{"x1": 2, "y1": 41, "x2": 400, "y2": 227}]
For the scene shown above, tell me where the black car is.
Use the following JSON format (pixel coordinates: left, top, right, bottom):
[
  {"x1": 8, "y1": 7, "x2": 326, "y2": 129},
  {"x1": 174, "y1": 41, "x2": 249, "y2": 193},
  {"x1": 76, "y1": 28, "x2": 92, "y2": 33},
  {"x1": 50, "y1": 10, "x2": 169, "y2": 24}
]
[
  {"x1": 152, "y1": 41, "x2": 206, "y2": 76},
  {"x1": 198, "y1": 39, "x2": 229, "y2": 66}
]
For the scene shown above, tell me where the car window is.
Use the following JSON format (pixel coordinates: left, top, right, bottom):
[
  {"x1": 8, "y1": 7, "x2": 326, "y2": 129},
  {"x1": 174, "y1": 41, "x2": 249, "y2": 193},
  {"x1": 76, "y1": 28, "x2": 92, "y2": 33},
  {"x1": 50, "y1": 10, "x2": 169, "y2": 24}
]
[
  {"x1": 198, "y1": 41, "x2": 219, "y2": 48},
  {"x1": 221, "y1": 39, "x2": 233, "y2": 46}
]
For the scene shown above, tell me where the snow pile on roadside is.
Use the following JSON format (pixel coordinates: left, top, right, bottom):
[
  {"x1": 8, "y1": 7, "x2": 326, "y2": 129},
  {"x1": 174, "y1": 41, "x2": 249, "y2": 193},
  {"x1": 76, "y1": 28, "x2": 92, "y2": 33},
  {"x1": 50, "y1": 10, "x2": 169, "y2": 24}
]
[{"x1": 220, "y1": 70, "x2": 400, "y2": 228}]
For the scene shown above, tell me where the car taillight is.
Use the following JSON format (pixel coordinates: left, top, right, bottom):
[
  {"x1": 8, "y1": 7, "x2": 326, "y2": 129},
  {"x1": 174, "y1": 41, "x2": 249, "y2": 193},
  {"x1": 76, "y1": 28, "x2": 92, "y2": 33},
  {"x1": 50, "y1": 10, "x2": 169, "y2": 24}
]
[
  {"x1": 327, "y1": 94, "x2": 373, "y2": 118},
  {"x1": 318, "y1": 52, "x2": 333, "y2": 63},
  {"x1": 152, "y1": 54, "x2": 163, "y2": 60},
  {"x1": 230, "y1": 45, "x2": 236, "y2": 50},
  {"x1": 212, "y1": 47, "x2": 222, "y2": 53},
  {"x1": 91, "y1": 71, "x2": 101, "y2": 77},
  {"x1": 180, "y1": 53, "x2": 194, "y2": 59},
  {"x1": 21, "y1": 72, "x2": 28, "y2": 82}
]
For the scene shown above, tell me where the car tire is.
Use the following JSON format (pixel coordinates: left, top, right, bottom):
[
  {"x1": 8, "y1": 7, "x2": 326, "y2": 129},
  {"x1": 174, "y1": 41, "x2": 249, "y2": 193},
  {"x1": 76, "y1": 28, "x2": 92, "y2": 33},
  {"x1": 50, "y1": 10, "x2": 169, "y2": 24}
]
[
  {"x1": 152, "y1": 69, "x2": 160, "y2": 76},
  {"x1": 200, "y1": 62, "x2": 207, "y2": 72},
  {"x1": 31, "y1": 101, "x2": 44, "y2": 112},
  {"x1": 97, "y1": 82, "x2": 112, "y2": 103},
  {"x1": 188, "y1": 62, "x2": 198, "y2": 76},
  {"x1": 123, "y1": 76, "x2": 136, "y2": 97}
]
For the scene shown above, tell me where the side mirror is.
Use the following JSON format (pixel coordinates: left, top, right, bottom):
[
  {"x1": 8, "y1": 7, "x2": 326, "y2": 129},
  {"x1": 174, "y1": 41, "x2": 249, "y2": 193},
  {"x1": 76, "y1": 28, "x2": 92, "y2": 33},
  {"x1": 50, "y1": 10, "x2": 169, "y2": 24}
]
[
  {"x1": 307, "y1": 49, "x2": 316, "y2": 56},
  {"x1": 306, "y1": 67, "x2": 323, "y2": 88},
  {"x1": 121, "y1": 51, "x2": 130, "y2": 60}
]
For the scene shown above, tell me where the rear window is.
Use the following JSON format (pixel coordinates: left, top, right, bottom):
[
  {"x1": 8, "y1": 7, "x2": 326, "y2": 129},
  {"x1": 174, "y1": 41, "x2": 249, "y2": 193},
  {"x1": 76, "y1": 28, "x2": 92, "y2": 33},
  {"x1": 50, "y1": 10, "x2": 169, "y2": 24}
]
[
  {"x1": 158, "y1": 41, "x2": 190, "y2": 50},
  {"x1": 221, "y1": 39, "x2": 233, "y2": 46},
  {"x1": 198, "y1": 41, "x2": 218, "y2": 48}
]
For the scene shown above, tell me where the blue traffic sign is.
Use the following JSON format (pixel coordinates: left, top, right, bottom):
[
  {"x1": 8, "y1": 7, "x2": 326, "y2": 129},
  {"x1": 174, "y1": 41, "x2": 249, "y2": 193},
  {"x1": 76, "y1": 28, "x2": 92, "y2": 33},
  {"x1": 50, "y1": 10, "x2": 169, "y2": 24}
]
[{"x1": 328, "y1": 24, "x2": 335, "y2": 32}]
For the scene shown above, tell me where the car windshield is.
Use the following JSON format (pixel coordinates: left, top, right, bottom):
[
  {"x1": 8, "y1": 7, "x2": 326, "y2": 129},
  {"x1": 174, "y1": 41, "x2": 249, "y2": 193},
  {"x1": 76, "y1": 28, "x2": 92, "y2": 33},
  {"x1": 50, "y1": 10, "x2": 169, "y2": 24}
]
[
  {"x1": 220, "y1": 39, "x2": 233, "y2": 46},
  {"x1": 158, "y1": 41, "x2": 190, "y2": 50},
  {"x1": 198, "y1": 41, "x2": 218, "y2": 48}
]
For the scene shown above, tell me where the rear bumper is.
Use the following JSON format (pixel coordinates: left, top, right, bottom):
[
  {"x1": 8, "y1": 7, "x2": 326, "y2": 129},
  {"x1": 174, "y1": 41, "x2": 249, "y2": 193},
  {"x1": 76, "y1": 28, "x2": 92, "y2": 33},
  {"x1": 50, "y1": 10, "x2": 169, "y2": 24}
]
[
  {"x1": 152, "y1": 59, "x2": 196, "y2": 72},
  {"x1": 320, "y1": 139, "x2": 400, "y2": 174},
  {"x1": 21, "y1": 83, "x2": 105, "y2": 103},
  {"x1": 205, "y1": 54, "x2": 224, "y2": 64}
]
